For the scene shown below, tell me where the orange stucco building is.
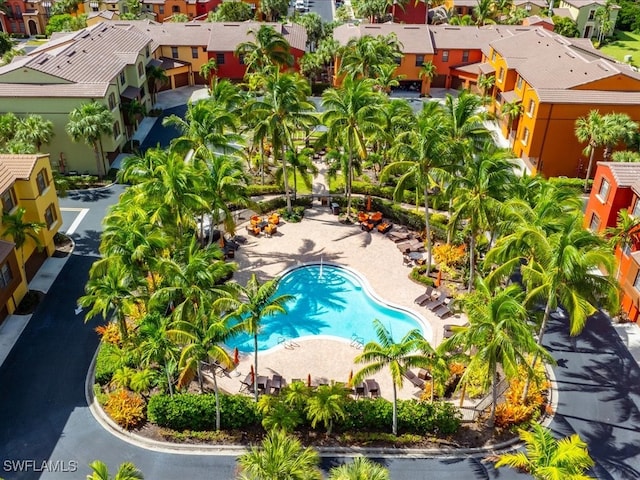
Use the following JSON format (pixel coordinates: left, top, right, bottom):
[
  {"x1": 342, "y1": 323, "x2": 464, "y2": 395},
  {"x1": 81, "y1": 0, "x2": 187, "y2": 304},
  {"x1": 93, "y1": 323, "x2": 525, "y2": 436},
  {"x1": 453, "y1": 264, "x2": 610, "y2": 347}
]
[{"x1": 584, "y1": 162, "x2": 640, "y2": 322}]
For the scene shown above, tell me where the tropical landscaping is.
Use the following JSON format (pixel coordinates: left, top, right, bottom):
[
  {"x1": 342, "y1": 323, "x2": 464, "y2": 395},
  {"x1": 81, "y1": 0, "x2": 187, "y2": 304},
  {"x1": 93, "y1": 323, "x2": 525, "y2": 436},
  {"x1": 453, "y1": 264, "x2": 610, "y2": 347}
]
[{"x1": 73, "y1": 25, "x2": 627, "y2": 479}]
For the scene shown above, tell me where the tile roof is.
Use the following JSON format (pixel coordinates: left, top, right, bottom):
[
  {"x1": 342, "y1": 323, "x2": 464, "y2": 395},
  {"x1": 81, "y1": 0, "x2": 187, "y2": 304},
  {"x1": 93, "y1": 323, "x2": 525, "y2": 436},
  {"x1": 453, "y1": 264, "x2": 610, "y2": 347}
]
[
  {"x1": 0, "y1": 23, "x2": 151, "y2": 86},
  {"x1": 207, "y1": 22, "x2": 307, "y2": 53},
  {"x1": 0, "y1": 240, "x2": 15, "y2": 263},
  {"x1": 524, "y1": 15, "x2": 555, "y2": 25},
  {"x1": 0, "y1": 83, "x2": 109, "y2": 97},
  {"x1": 429, "y1": 25, "x2": 534, "y2": 50},
  {"x1": 598, "y1": 162, "x2": 640, "y2": 187},
  {"x1": 513, "y1": 0, "x2": 547, "y2": 6},
  {"x1": 535, "y1": 89, "x2": 640, "y2": 104},
  {"x1": 490, "y1": 28, "x2": 640, "y2": 90},
  {"x1": 333, "y1": 23, "x2": 434, "y2": 54},
  {"x1": 0, "y1": 154, "x2": 44, "y2": 195},
  {"x1": 111, "y1": 20, "x2": 213, "y2": 46},
  {"x1": 552, "y1": 7, "x2": 574, "y2": 19},
  {"x1": 561, "y1": 0, "x2": 619, "y2": 9}
]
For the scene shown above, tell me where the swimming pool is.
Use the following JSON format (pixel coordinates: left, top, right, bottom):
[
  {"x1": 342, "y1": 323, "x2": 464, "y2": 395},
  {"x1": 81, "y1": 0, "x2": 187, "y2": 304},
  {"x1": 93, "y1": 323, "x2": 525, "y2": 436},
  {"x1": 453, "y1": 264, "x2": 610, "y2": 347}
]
[{"x1": 229, "y1": 264, "x2": 430, "y2": 352}]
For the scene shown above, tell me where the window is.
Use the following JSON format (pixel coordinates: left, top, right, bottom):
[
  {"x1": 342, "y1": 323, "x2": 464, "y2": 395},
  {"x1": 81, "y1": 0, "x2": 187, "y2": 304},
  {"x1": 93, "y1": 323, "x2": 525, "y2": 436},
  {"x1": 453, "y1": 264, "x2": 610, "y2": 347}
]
[
  {"x1": 137, "y1": 62, "x2": 144, "y2": 76},
  {"x1": 394, "y1": 56, "x2": 401, "y2": 65},
  {"x1": 442, "y1": 50, "x2": 449, "y2": 62},
  {"x1": 516, "y1": 75, "x2": 523, "y2": 90},
  {"x1": 633, "y1": 197, "x2": 640, "y2": 217},
  {"x1": 36, "y1": 169, "x2": 49, "y2": 195},
  {"x1": 171, "y1": 46, "x2": 179, "y2": 59},
  {"x1": 589, "y1": 212, "x2": 600, "y2": 232},
  {"x1": 521, "y1": 127, "x2": 530, "y2": 145},
  {"x1": 623, "y1": 243, "x2": 632, "y2": 257},
  {"x1": 108, "y1": 92, "x2": 116, "y2": 110},
  {"x1": 44, "y1": 204, "x2": 57, "y2": 229},
  {"x1": 1, "y1": 188, "x2": 16, "y2": 213},
  {"x1": 491, "y1": 50, "x2": 496, "y2": 62},
  {"x1": 0, "y1": 263, "x2": 12, "y2": 289},
  {"x1": 462, "y1": 50, "x2": 469, "y2": 62},
  {"x1": 159, "y1": 5, "x2": 164, "y2": 13},
  {"x1": 597, "y1": 178, "x2": 610, "y2": 202},
  {"x1": 634, "y1": 270, "x2": 640, "y2": 291},
  {"x1": 588, "y1": 9, "x2": 595, "y2": 20},
  {"x1": 527, "y1": 99, "x2": 535, "y2": 116},
  {"x1": 140, "y1": 86, "x2": 145, "y2": 98},
  {"x1": 216, "y1": 53, "x2": 225, "y2": 65},
  {"x1": 145, "y1": 46, "x2": 150, "y2": 58},
  {"x1": 191, "y1": 47, "x2": 198, "y2": 59},
  {"x1": 113, "y1": 121, "x2": 121, "y2": 139},
  {"x1": 415, "y1": 55, "x2": 424, "y2": 67},
  {"x1": 172, "y1": 5, "x2": 179, "y2": 12},
  {"x1": 120, "y1": 71, "x2": 125, "y2": 85},
  {"x1": 498, "y1": 67, "x2": 504, "y2": 82}
]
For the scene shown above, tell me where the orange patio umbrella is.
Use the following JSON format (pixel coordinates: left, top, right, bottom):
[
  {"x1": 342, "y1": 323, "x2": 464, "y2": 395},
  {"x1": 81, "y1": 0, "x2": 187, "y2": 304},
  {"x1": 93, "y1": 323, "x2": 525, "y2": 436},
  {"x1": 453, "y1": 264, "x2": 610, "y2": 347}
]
[
  {"x1": 366, "y1": 195, "x2": 372, "y2": 212},
  {"x1": 233, "y1": 347, "x2": 239, "y2": 366},
  {"x1": 348, "y1": 370, "x2": 353, "y2": 386},
  {"x1": 435, "y1": 270, "x2": 442, "y2": 288},
  {"x1": 307, "y1": 373, "x2": 312, "y2": 388},
  {"x1": 250, "y1": 364, "x2": 255, "y2": 383}
]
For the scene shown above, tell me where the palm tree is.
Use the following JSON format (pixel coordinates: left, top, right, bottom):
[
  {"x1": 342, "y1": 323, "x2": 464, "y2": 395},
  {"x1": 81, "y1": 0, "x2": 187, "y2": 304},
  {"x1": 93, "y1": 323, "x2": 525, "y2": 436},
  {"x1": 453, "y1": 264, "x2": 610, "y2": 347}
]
[
  {"x1": 600, "y1": 113, "x2": 638, "y2": 160},
  {"x1": 223, "y1": 274, "x2": 294, "y2": 401},
  {"x1": 235, "y1": 25, "x2": 293, "y2": 75},
  {"x1": 443, "y1": 278, "x2": 550, "y2": 427},
  {"x1": 383, "y1": 102, "x2": 448, "y2": 275},
  {"x1": 199, "y1": 59, "x2": 217, "y2": 91},
  {"x1": 605, "y1": 208, "x2": 640, "y2": 279},
  {"x1": 135, "y1": 312, "x2": 179, "y2": 395},
  {"x1": 246, "y1": 68, "x2": 317, "y2": 213},
  {"x1": 66, "y1": 101, "x2": 114, "y2": 178},
  {"x1": 339, "y1": 34, "x2": 402, "y2": 79},
  {"x1": 79, "y1": 260, "x2": 144, "y2": 342},
  {"x1": 495, "y1": 424, "x2": 594, "y2": 479},
  {"x1": 146, "y1": 64, "x2": 168, "y2": 105},
  {"x1": 476, "y1": 73, "x2": 495, "y2": 98},
  {"x1": 15, "y1": 114, "x2": 54, "y2": 151},
  {"x1": 501, "y1": 100, "x2": 523, "y2": 140},
  {"x1": 372, "y1": 63, "x2": 404, "y2": 93},
  {"x1": 237, "y1": 429, "x2": 322, "y2": 480},
  {"x1": 473, "y1": 0, "x2": 497, "y2": 25},
  {"x1": 121, "y1": 99, "x2": 146, "y2": 138},
  {"x1": 305, "y1": 382, "x2": 348, "y2": 435},
  {"x1": 321, "y1": 75, "x2": 384, "y2": 221},
  {"x1": 328, "y1": 457, "x2": 390, "y2": 480},
  {"x1": 1, "y1": 207, "x2": 44, "y2": 279},
  {"x1": 87, "y1": 460, "x2": 144, "y2": 480},
  {"x1": 449, "y1": 142, "x2": 516, "y2": 291},
  {"x1": 418, "y1": 60, "x2": 437, "y2": 96},
  {"x1": 441, "y1": 90, "x2": 491, "y2": 161},
  {"x1": 169, "y1": 312, "x2": 236, "y2": 429},
  {"x1": 353, "y1": 319, "x2": 430, "y2": 435},
  {"x1": 277, "y1": 148, "x2": 318, "y2": 201}
]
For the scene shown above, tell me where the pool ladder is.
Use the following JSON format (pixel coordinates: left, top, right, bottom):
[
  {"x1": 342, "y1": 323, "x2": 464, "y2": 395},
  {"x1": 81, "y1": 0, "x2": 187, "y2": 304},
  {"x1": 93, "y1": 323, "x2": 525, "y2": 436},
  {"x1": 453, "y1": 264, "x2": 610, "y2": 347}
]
[
  {"x1": 278, "y1": 336, "x2": 300, "y2": 350},
  {"x1": 350, "y1": 333, "x2": 364, "y2": 349}
]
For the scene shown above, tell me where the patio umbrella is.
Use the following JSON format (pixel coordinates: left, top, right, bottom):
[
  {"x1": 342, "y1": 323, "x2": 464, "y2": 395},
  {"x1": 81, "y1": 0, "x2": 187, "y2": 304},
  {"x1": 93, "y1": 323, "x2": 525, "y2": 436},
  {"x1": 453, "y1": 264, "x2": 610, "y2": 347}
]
[
  {"x1": 233, "y1": 347, "x2": 239, "y2": 366},
  {"x1": 435, "y1": 270, "x2": 442, "y2": 288},
  {"x1": 348, "y1": 370, "x2": 353, "y2": 386},
  {"x1": 250, "y1": 364, "x2": 255, "y2": 383},
  {"x1": 307, "y1": 373, "x2": 312, "y2": 387},
  {"x1": 366, "y1": 195, "x2": 372, "y2": 212}
]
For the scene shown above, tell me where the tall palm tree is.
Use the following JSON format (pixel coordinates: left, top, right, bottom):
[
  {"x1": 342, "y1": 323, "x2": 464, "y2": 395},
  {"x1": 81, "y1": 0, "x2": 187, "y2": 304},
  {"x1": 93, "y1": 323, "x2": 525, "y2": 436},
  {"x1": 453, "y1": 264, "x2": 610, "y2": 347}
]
[
  {"x1": 606, "y1": 208, "x2": 640, "y2": 278},
  {"x1": 441, "y1": 90, "x2": 491, "y2": 161},
  {"x1": 339, "y1": 34, "x2": 402, "y2": 79},
  {"x1": 372, "y1": 63, "x2": 404, "y2": 93},
  {"x1": 87, "y1": 460, "x2": 144, "y2": 480},
  {"x1": 1, "y1": 207, "x2": 44, "y2": 279},
  {"x1": 328, "y1": 457, "x2": 390, "y2": 480},
  {"x1": 146, "y1": 64, "x2": 169, "y2": 104},
  {"x1": 600, "y1": 113, "x2": 638, "y2": 160},
  {"x1": 15, "y1": 114, "x2": 54, "y2": 151},
  {"x1": 277, "y1": 148, "x2": 318, "y2": 201},
  {"x1": 305, "y1": 383, "x2": 348, "y2": 435},
  {"x1": 501, "y1": 100, "x2": 523, "y2": 139},
  {"x1": 477, "y1": 73, "x2": 495, "y2": 98},
  {"x1": 169, "y1": 312, "x2": 236, "y2": 429},
  {"x1": 443, "y1": 278, "x2": 550, "y2": 427},
  {"x1": 473, "y1": 0, "x2": 497, "y2": 25},
  {"x1": 66, "y1": 101, "x2": 114, "y2": 178},
  {"x1": 237, "y1": 429, "x2": 322, "y2": 480},
  {"x1": 495, "y1": 424, "x2": 594, "y2": 479},
  {"x1": 383, "y1": 101, "x2": 448, "y2": 275},
  {"x1": 322, "y1": 75, "x2": 384, "y2": 221},
  {"x1": 79, "y1": 260, "x2": 145, "y2": 341},
  {"x1": 235, "y1": 25, "x2": 293, "y2": 76},
  {"x1": 449, "y1": 143, "x2": 516, "y2": 291},
  {"x1": 353, "y1": 319, "x2": 430, "y2": 435},
  {"x1": 246, "y1": 68, "x2": 317, "y2": 213},
  {"x1": 575, "y1": 109, "x2": 606, "y2": 192},
  {"x1": 199, "y1": 59, "x2": 217, "y2": 91},
  {"x1": 135, "y1": 312, "x2": 179, "y2": 396},
  {"x1": 222, "y1": 273, "x2": 294, "y2": 401},
  {"x1": 121, "y1": 99, "x2": 146, "y2": 138},
  {"x1": 418, "y1": 60, "x2": 437, "y2": 96}
]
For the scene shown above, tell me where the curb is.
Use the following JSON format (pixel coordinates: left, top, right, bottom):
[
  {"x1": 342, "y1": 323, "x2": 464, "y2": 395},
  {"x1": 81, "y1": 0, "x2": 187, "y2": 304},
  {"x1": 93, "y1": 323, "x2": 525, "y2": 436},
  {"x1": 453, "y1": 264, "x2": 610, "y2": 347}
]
[{"x1": 66, "y1": 181, "x2": 117, "y2": 193}]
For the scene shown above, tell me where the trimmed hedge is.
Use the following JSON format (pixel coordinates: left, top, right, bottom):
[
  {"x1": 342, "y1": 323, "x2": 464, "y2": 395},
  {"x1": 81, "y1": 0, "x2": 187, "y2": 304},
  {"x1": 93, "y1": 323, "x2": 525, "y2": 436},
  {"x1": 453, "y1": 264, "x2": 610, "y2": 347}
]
[
  {"x1": 247, "y1": 184, "x2": 285, "y2": 196},
  {"x1": 254, "y1": 196, "x2": 312, "y2": 215},
  {"x1": 94, "y1": 342, "x2": 123, "y2": 386},
  {"x1": 549, "y1": 176, "x2": 592, "y2": 191},
  {"x1": 147, "y1": 393, "x2": 259, "y2": 431}
]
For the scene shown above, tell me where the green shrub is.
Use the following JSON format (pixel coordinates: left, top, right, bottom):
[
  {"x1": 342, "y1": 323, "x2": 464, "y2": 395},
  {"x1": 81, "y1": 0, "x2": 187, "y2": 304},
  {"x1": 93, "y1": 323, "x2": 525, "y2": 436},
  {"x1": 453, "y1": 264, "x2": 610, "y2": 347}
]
[
  {"x1": 397, "y1": 400, "x2": 461, "y2": 435},
  {"x1": 104, "y1": 389, "x2": 146, "y2": 430},
  {"x1": 549, "y1": 176, "x2": 591, "y2": 191},
  {"x1": 147, "y1": 393, "x2": 259, "y2": 431},
  {"x1": 94, "y1": 342, "x2": 124, "y2": 386},
  {"x1": 410, "y1": 265, "x2": 435, "y2": 286},
  {"x1": 337, "y1": 431, "x2": 423, "y2": 446},
  {"x1": 246, "y1": 184, "x2": 284, "y2": 196},
  {"x1": 254, "y1": 196, "x2": 312, "y2": 215},
  {"x1": 339, "y1": 398, "x2": 392, "y2": 432}
]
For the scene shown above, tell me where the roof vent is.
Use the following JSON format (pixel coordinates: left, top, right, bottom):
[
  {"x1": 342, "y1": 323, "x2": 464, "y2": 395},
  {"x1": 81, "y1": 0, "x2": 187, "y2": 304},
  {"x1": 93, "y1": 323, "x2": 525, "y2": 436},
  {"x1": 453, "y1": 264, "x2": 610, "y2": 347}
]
[
  {"x1": 444, "y1": 27, "x2": 460, "y2": 30},
  {"x1": 37, "y1": 57, "x2": 48, "y2": 65},
  {"x1": 67, "y1": 50, "x2": 76, "y2": 57},
  {"x1": 597, "y1": 63, "x2": 610, "y2": 72},
  {"x1": 565, "y1": 51, "x2": 575, "y2": 59}
]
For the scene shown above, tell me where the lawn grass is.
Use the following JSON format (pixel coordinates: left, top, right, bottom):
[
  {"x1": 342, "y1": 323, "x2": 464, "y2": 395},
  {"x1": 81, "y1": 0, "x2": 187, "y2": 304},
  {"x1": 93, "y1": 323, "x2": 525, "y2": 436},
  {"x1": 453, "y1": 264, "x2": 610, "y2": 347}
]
[{"x1": 600, "y1": 30, "x2": 640, "y2": 66}]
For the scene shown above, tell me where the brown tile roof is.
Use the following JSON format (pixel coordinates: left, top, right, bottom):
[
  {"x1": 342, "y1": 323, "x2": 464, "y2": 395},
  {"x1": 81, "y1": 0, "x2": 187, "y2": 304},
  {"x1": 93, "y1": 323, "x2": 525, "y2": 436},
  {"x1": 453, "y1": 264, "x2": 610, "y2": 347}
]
[
  {"x1": 535, "y1": 89, "x2": 640, "y2": 104},
  {"x1": 490, "y1": 28, "x2": 640, "y2": 90},
  {"x1": 111, "y1": 20, "x2": 213, "y2": 46},
  {"x1": 0, "y1": 154, "x2": 44, "y2": 195},
  {"x1": 429, "y1": 25, "x2": 534, "y2": 51},
  {"x1": 524, "y1": 15, "x2": 554, "y2": 25},
  {"x1": 207, "y1": 22, "x2": 307, "y2": 53},
  {"x1": 513, "y1": 0, "x2": 547, "y2": 6},
  {"x1": 333, "y1": 23, "x2": 434, "y2": 54},
  {"x1": 0, "y1": 23, "x2": 152, "y2": 86},
  {"x1": 552, "y1": 7, "x2": 574, "y2": 19},
  {"x1": 0, "y1": 83, "x2": 109, "y2": 97},
  {"x1": 598, "y1": 162, "x2": 640, "y2": 188}
]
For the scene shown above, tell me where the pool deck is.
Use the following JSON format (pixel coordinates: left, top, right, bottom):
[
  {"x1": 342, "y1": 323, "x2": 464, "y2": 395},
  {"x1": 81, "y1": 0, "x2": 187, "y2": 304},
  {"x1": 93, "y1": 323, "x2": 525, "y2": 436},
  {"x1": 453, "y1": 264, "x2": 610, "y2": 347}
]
[{"x1": 214, "y1": 205, "x2": 468, "y2": 401}]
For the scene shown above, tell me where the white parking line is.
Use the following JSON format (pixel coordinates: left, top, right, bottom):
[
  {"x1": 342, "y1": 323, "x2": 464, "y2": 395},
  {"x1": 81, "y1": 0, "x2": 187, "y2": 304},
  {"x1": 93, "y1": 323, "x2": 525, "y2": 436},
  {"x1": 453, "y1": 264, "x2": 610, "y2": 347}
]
[{"x1": 61, "y1": 207, "x2": 89, "y2": 235}]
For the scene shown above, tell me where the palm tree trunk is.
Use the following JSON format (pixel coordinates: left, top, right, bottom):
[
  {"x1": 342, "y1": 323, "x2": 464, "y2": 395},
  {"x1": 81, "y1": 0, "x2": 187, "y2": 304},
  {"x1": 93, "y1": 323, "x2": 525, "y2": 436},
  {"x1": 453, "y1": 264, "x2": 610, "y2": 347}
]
[
  {"x1": 117, "y1": 309, "x2": 128, "y2": 341},
  {"x1": 93, "y1": 143, "x2": 105, "y2": 179},
  {"x1": 213, "y1": 371, "x2": 221, "y2": 431},
  {"x1": 488, "y1": 368, "x2": 498, "y2": 428},
  {"x1": 584, "y1": 145, "x2": 596, "y2": 193},
  {"x1": 260, "y1": 141, "x2": 265, "y2": 186},
  {"x1": 253, "y1": 334, "x2": 259, "y2": 402},
  {"x1": 468, "y1": 233, "x2": 476, "y2": 293},
  {"x1": 197, "y1": 362, "x2": 204, "y2": 393},
  {"x1": 346, "y1": 138, "x2": 354, "y2": 221},
  {"x1": 424, "y1": 186, "x2": 433, "y2": 276},
  {"x1": 392, "y1": 383, "x2": 398, "y2": 436},
  {"x1": 281, "y1": 143, "x2": 293, "y2": 213},
  {"x1": 293, "y1": 165, "x2": 298, "y2": 201},
  {"x1": 523, "y1": 295, "x2": 553, "y2": 400},
  {"x1": 430, "y1": 376, "x2": 435, "y2": 403},
  {"x1": 458, "y1": 382, "x2": 467, "y2": 408},
  {"x1": 166, "y1": 365, "x2": 174, "y2": 397}
]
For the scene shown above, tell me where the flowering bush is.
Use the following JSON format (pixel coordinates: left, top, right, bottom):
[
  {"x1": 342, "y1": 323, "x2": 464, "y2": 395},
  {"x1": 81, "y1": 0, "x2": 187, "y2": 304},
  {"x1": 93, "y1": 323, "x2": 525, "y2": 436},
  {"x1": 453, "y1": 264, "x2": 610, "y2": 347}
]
[{"x1": 104, "y1": 389, "x2": 146, "y2": 429}]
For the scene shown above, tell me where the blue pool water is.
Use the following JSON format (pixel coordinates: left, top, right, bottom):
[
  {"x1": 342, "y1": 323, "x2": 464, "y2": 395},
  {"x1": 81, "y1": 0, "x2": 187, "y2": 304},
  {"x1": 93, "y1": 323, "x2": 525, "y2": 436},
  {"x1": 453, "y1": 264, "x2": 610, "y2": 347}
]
[{"x1": 229, "y1": 264, "x2": 426, "y2": 352}]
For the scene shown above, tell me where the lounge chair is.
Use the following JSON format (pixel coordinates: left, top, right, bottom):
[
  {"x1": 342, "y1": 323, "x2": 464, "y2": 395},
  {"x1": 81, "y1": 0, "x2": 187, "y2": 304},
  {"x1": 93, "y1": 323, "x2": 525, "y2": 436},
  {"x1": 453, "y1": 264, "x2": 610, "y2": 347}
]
[
  {"x1": 377, "y1": 222, "x2": 392, "y2": 234},
  {"x1": 361, "y1": 221, "x2": 374, "y2": 232},
  {"x1": 414, "y1": 286, "x2": 435, "y2": 305},
  {"x1": 247, "y1": 225, "x2": 261, "y2": 236},
  {"x1": 268, "y1": 213, "x2": 280, "y2": 225},
  {"x1": 357, "y1": 211, "x2": 369, "y2": 223},
  {"x1": 264, "y1": 223, "x2": 277, "y2": 236},
  {"x1": 364, "y1": 379, "x2": 380, "y2": 398},
  {"x1": 369, "y1": 211, "x2": 383, "y2": 225},
  {"x1": 424, "y1": 290, "x2": 447, "y2": 310},
  {"x1": 404, "y1": 369, "x2": 425, "y2": 389},
  {"x1": 250, "y1": 215, "x2": 261, "y2": 226},
  {"x1": 388, "y1": 231, "x2": 411, "y2": 243},
  {"x1": 354, "y1": 382, "x2": 366, "y2": 398},
  {"x1": 433, "y1": 304, "x2": 453, "y2": 319}
]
